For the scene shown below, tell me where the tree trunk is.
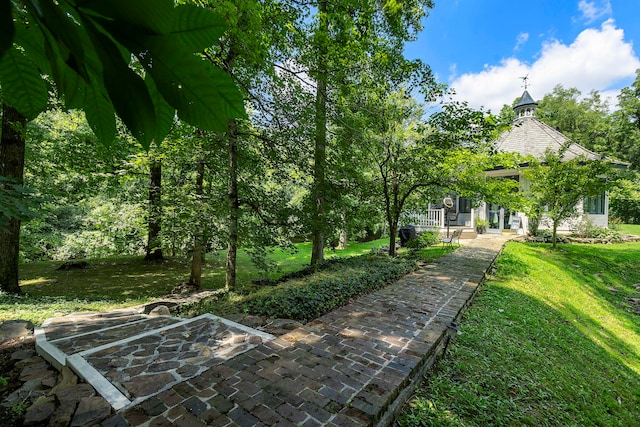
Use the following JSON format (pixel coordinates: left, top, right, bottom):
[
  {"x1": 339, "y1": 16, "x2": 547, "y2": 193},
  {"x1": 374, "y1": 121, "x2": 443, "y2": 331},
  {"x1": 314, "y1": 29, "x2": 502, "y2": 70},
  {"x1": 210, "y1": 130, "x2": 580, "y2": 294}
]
[
  {"x1": 338, "y1": 212, "x2": 347, "y2": 250},
  {"x1": 388, "y1": 222, "x2": 398, "y2": 257},
  {"x1": 0, "y1": 104, "x2": 27, "y2": 294},
  {"x1": 388, "y1": 179, "x2": 400, "y2": 257},
  {"x1": 552, "y1": 220, "x2": 558, "y2": 248},
  {"x1": 310, "y1": 0, "x2": 328, "y2": 267},
  {"x1": 225, "y1": 119, "x2": 238, "y2": 292},
  {"x1": 144, "y1": 158, "x2": 164, "y2": 261},
  {"x1": 188, "y1": 160, "x2": 206, "y2": 288}
]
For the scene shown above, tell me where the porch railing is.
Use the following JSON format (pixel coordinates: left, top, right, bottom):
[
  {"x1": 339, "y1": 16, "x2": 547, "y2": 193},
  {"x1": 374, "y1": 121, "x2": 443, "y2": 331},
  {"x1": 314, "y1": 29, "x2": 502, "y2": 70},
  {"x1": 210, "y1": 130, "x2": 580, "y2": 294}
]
[
  {"x1": 404, "y1": 210, "x2": 445, "y2": 229},
  {"x1": 404, "y1": 209, "x2": 476, "y2": 230}
]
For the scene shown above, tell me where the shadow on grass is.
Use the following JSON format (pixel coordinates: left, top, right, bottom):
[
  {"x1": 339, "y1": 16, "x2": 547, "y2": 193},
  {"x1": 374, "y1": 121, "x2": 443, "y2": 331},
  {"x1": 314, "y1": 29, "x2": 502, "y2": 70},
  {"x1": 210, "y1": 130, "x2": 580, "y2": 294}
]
[{"x1": 399, "y1": 282, "x2": 640, "y2": 427}]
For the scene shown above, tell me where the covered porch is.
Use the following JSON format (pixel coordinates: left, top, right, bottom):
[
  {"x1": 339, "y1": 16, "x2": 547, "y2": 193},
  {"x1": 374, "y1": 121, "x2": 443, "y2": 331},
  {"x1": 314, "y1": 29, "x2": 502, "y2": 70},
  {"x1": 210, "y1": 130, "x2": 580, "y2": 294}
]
[{"x1": 403, "y1": 209, "x2": 478, "y2": 240}]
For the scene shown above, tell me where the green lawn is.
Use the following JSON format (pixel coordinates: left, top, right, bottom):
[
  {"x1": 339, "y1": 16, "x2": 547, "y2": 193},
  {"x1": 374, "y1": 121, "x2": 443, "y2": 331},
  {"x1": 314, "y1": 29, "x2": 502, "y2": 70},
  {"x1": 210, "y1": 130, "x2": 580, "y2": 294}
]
[
  {"x1": 398, "y1": 241, "x2": 640, "y2": 426},
  {"x1": 2, "y1": 238, "x2": 393, "y2": 325},
  {"x1": 616, "y1": 223, "x2": 640, "y2": 236}
]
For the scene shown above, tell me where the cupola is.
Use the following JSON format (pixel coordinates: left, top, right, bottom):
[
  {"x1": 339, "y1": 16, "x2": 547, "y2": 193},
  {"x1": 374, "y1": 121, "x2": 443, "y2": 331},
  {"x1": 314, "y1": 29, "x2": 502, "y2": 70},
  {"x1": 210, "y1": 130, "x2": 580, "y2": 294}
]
[{"x1": 513, "y1": 90, "x2": 538, "y2": 119}]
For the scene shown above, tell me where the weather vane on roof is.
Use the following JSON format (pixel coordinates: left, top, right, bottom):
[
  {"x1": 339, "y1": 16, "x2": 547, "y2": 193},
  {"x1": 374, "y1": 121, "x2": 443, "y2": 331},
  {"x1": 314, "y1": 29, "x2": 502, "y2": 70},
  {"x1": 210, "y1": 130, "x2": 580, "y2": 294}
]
[{"x1": 519, "y1": 74, "x2": 530, "y2": 90}]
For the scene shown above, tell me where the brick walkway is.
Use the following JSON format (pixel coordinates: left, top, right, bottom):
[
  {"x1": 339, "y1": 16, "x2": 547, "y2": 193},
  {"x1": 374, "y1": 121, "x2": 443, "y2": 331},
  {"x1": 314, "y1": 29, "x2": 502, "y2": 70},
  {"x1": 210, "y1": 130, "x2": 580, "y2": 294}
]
[{"x1": 40, "y1": 234, "x2": 510, "y2": 426}]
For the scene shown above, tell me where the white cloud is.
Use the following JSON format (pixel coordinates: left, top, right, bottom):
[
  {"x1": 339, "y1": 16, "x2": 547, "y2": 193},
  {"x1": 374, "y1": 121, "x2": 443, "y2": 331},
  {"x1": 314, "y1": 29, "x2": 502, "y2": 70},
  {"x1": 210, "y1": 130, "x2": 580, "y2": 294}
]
[
  {"x1": 578, "y1": 0, "x2": 612, "y2": 23},
  {"x1": 449, "y1": 19, "x2": 640, "y2": 113},
  {"x1": 514, "y1": 32, "x2": 529, "y2": 51}
]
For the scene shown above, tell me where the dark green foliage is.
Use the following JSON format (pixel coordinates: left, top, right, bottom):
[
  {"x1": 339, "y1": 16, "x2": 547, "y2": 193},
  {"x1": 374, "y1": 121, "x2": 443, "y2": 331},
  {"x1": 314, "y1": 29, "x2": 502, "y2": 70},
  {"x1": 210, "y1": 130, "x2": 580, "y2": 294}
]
[
  {"x1": 244, "y1": 255, "x2": 416, "y2": 322},
  {"x1": 572, "y1": 217, "x2": 622, "y2": 241},
  {"x1": 403, "y1": 230, "x2": 440, "y2": 250},
  {"x1": 0, "y1": 0, "x2": 245, "y2": 147},
  {"x1": 0, "y1": 176, "x2": 38, "y2": 232}
]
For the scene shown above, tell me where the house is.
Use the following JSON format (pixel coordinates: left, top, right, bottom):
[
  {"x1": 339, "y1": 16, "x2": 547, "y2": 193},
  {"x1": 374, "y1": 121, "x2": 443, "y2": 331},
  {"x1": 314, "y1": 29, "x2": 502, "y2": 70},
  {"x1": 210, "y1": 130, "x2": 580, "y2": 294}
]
[{"x1": 409, "y1": 89, "x2": 623, "y2": 236}]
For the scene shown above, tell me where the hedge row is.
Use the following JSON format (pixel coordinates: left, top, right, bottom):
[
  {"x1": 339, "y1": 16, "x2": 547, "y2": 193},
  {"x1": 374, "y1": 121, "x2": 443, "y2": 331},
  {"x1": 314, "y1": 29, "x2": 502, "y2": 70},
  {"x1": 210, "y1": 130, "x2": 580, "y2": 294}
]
[{"x1": 244, "y1": 255, "x2": 416, "y2": 322}]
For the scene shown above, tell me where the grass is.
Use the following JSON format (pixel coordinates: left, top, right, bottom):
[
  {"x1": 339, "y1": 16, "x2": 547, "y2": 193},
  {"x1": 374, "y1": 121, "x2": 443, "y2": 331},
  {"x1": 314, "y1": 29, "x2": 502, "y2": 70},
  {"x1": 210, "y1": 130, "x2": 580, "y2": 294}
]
[
  {"x1": 2, "y1": 238, "x2": 407, "y2": 325},
  {"x1": 397, "y1": 241, "x2": 640, "y2": 426},
  {"x1": 615, "y1": 223, "x2": 640, "y2": 236}
]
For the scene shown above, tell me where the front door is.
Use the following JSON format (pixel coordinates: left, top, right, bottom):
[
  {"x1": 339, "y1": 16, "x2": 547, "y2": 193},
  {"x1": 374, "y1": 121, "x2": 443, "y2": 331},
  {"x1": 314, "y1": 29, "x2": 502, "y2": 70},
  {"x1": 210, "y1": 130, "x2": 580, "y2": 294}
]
[
  {"x1": 487, "y1": 203, "x2": 501, "y2": 230},
  {"x1": 503, "y1": 207, "x2": 513, "y2": 229}
]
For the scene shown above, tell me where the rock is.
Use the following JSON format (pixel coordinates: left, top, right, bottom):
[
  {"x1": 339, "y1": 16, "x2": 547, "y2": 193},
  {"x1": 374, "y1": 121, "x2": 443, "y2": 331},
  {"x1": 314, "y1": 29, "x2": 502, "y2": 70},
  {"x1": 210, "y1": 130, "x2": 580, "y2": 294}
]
[
  {"x1": 0, "y1": 319, "x2": 34, "y2": 341},
  {"x1": 55, "y1": 383, "x2": 96, "y2": 405},
  {"x1": 149, "y1": 305, "x2": 171, "y2": 317},
  {"x1": 248, "y1": 336, "x2": 263, "y2": 345},
  {"x1": 143, "y1": 301, "x2": 177, "y2": 314},
  {"x1": 23, "y1": 396, "x2": 56, "y2": 426},
  {"x1": 14, "y1": 355, "x2": 47, "y2": 370},
  {"x1": 19, "y1": 362, "x2": 57, "y2": 382},
  {"x1": 229, "y1": 314, "x2": 266, "y2": 328},
  {"x1": 49, "y1": 366, "x2": 79, "y2": 396},
  {"x1": 11, "y1": 348, "x2": 36, "y2": 361},
  {"x1": 263, "y1": 318, "x2": 303, "y2": 336},
  {"x1": 3, "y1": 378, "x2": 44, "y2": 407},
  {"x1": 232, "y1": 334, "x2": 247, "y2": 344},
  {"x1": 70, "y1": 396, "x2": 112, "y2": 427},
  {"x1": 48, "y1": 401, "x2": 78, "y2": 427},
  {"x1": 56, "y1": 261, "x2": 88, "y2": 271},
  {"x1": 122, "y1": 372, "x2": 174, "y2": 398},
  {"x1": 171, "y1": 282, "x2": 199, "y2": 295}
]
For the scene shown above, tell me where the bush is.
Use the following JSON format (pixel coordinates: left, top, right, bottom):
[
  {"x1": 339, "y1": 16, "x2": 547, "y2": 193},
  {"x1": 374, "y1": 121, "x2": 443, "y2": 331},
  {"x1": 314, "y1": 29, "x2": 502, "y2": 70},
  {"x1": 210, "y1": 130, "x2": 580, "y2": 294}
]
[
  {"x1": 243, "y1": 255, "x2": 416, "y2": 322},
  {"x1": 572, "y1": 216, "x2": 622, "y2": 241},
  {"x1": 403, "y1": 229, "x2": 440, "y2": 250}
]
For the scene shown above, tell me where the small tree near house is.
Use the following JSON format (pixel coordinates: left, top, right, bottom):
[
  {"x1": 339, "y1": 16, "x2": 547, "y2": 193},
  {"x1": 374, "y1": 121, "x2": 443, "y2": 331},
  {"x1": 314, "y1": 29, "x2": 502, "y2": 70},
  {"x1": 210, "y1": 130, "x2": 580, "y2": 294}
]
[{"x1": 524, "y1": 143, "x2": 614, "y2": 247}]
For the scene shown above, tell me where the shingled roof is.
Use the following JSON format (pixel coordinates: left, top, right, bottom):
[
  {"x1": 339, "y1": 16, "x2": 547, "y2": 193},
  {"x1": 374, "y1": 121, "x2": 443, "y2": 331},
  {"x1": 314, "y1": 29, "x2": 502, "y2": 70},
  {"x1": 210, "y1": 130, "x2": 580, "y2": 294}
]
[
  {"x1": 494, "y1": 90, "x2": 603, "y2": 162},
  {"x1": 494, "y1": 116, "x2": 603, "y2": 161}
]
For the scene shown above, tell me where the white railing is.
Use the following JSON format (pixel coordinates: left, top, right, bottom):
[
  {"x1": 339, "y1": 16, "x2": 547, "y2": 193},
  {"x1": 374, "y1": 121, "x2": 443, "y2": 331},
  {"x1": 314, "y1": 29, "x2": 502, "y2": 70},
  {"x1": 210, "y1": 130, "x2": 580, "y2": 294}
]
[
  {"x1": 404, "y1": 210, "x2": 445, "y2": 229},
  {"x1": 404, "y1": 209, "x2": 476, "y2": 230}
]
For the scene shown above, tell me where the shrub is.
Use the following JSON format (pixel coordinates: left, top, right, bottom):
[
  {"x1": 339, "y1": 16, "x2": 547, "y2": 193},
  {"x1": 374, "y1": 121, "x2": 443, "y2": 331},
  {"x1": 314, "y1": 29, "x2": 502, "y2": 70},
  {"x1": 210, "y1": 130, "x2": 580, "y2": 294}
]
[
  {"x1": 243, "y1": 255, "x2": 416, "y2": 322},
  {"x1": 404, "y1": 229, "x2": 440, "y2": 250},
  {"x1": 572, "y1": 216, "x2": 622, "y2": 241}
]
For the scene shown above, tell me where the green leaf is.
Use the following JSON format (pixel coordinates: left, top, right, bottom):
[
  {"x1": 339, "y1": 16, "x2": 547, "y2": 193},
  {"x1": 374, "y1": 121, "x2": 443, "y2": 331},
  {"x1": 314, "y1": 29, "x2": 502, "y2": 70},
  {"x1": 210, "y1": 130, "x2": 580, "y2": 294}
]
[
  {"x1": 0, "y1": 46, "x2": 48, "y2": 120},
  {"x1": 146, "y1": 75, "x2": 175, "y2": 144},
  {"x1": 60, "y1": 65, "x2": 87, "y2": 110},
  {"x1": 0, "y1": 0, "x2": 14, "y2": 59},
  {"x1": 169, "y1": 5, "x2": 227, "y2": 52},
  {"x1": 84, "y1": 20, "x2": 156, "y2": 147},
  {"x1": 84, "y1": 85, "x2": 116, "y2": 144},
  {"x1": 77, "y1": 0, "x2": 175, "y2": 33},
  {"x1": 14, "y1": 22, "x2": 50, "y2": 73},
  {"x1": 26, "y1": 0, "x2": 90, "y2": 79},
  {"x1": 141, "y1": 36, "x2": 246, "y2": 131}
]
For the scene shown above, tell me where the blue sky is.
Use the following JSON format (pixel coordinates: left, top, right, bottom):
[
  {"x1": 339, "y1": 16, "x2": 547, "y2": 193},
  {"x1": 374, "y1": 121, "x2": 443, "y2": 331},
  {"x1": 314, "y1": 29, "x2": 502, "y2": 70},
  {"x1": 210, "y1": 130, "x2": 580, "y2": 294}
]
[{"x1": 404, "y1": 0, "x2": 640, "y2": 112}]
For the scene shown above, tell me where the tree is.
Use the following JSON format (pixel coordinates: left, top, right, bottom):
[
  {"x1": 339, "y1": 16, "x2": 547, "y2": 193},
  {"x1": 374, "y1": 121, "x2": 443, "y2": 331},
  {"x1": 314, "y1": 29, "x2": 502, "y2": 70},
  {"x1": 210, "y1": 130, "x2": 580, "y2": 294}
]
[
  {"x1": 145, "y1": 153, "x2": 164, "y2": 261},
  {"x1": 292, "y1": 0, "x2": 435, "y2": 266},
  {"x1": 609, "y1": 69, "x2": 640, "y2": 169},
  {"x1": 0, "y1": 0, "x2": 246, "y2": 294},
  {"x1": 358, "y1": 88, "x2": 501, "y2": 256},
  {"x1": 536, "y1": 85, "x2": 611, "y2": 155},
  {"x1": 609, "y1": 177, "x2": 640, "y2": 224},
  {"x1": 524, "y1": 144, "x2": 613, "y2": 247},
  {"x1": 0, "y1": 104, "x2": 27, "y2": 293}
]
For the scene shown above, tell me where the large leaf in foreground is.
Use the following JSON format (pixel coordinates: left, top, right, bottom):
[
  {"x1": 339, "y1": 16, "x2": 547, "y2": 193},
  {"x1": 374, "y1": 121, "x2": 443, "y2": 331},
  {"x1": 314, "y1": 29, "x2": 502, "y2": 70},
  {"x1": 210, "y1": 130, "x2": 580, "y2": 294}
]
[
  {"x1": 0, "y1": 47, "x2": 48, "y2": 120},
  {"x1": 141, "y1": 36, "x2": 246, "y2": 131}
]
